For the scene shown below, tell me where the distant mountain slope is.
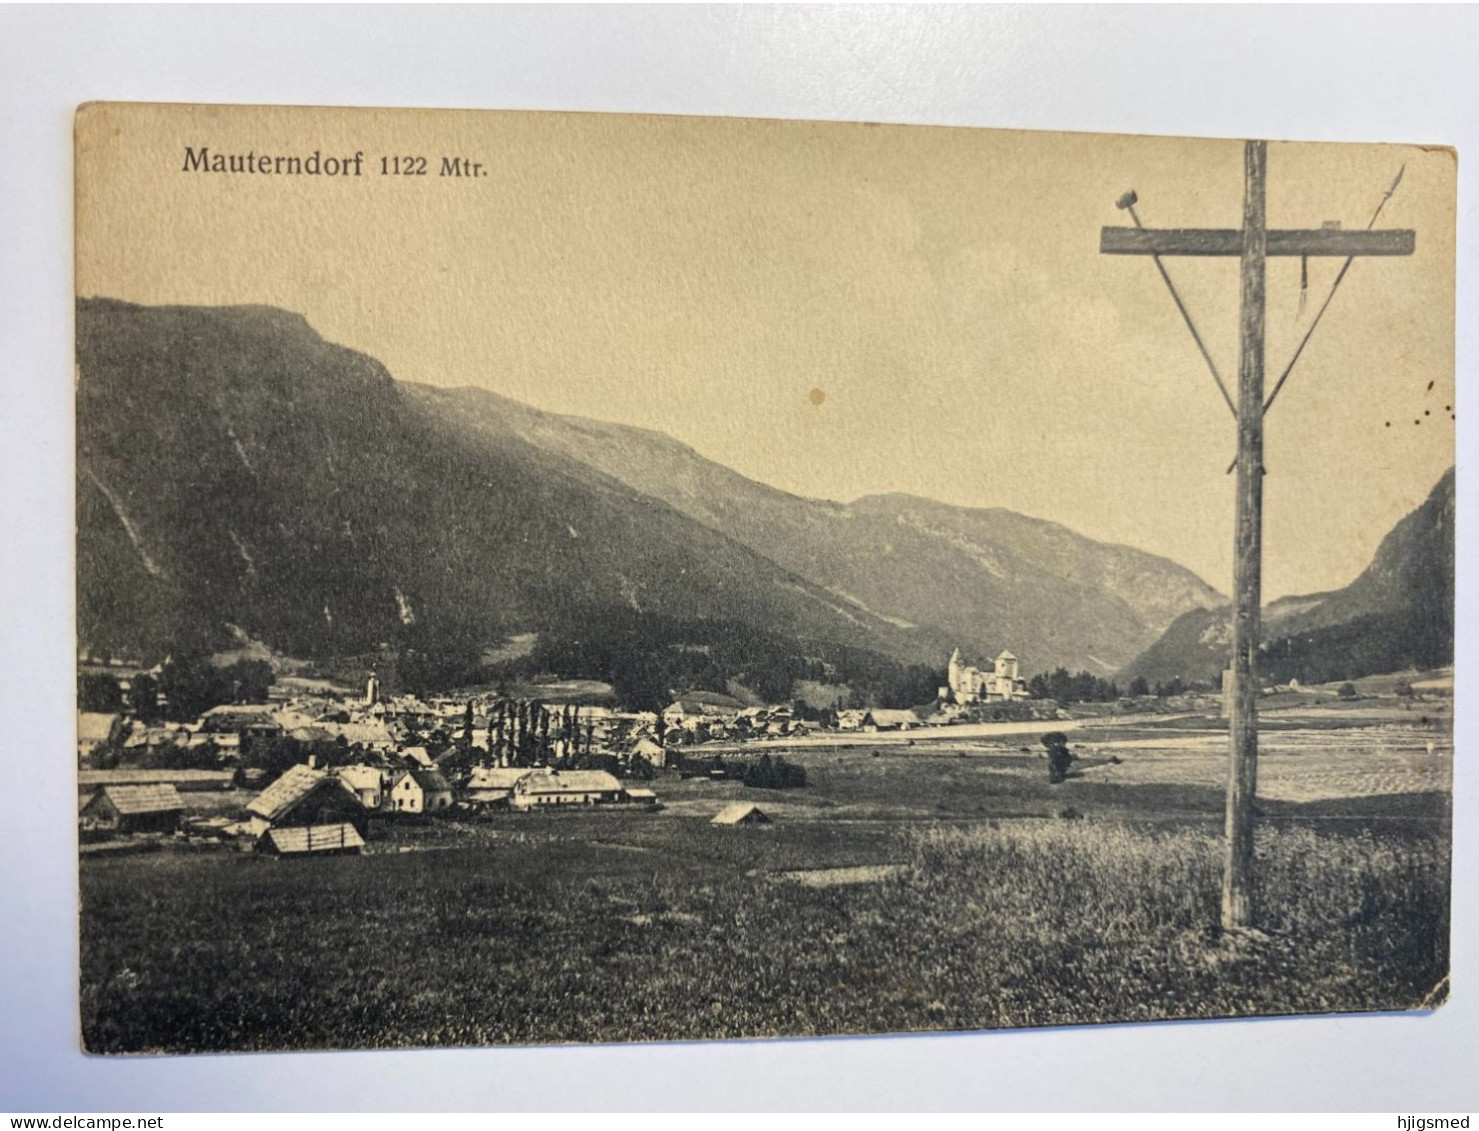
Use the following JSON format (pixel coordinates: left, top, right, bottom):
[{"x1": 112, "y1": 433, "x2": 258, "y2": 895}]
[
  {"x1": 78, "y1": 299, "x2": 1224, "y2": 685},
  {"x1": 1122, "y1": 468, "x2": 1455, "y2": 686},
  {"x1": 76, "y1": 299, "x2": 935, "y2": 668},
  {"x1": 408, "y1": 385, "x2": 1225, "y2": 674}
]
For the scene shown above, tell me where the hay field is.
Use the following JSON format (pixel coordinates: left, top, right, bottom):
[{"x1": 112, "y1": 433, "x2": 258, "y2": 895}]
[{"x1": 80, "y1": 711, "x2": 1451, "y2": 1052}]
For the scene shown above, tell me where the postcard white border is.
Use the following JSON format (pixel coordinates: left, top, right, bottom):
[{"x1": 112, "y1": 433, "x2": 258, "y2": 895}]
[{"x1": 1, "y1": 3, "x2": 1474, "y2": 1113}]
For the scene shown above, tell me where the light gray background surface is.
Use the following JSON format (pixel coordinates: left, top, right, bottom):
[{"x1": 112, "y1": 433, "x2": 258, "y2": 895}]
[{"x1": 1, "y1": 4, "x2": 1474, "y2": 1112}]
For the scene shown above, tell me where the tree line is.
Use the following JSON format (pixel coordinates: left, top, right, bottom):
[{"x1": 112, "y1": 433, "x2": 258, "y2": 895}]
[
  {"x1": 495, "y1": 607, "x2": 945, "y2": 713},
  {"x1": 1024, "y1": 668, "x2": 1202, "y2": 704},
  {"x1": 79, "y1": 656, "x2": 276, "y2": 721}
]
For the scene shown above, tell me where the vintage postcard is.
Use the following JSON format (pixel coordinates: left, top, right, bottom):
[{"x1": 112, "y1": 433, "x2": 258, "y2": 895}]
[{"x1": 74, "y1": 102, "x2": 1454, "y2": 1053}]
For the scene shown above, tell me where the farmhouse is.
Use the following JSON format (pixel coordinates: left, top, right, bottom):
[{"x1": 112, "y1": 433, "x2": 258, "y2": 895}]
[
  {"x1": 624, "y1": 735, "x2": 669, "y2": 769},
  {"x1": 200, "y1": 703, "x2": 284, "y2": 739},
  {"x1": 862, "y1": 709, "x2": 919, "y2": 732},
  {"x1": 712, "y1": 802, "x2": 771, "y2": 826},
  {"x1": 244, "y1": 764, "x2": 367, "y2": 838},
  {"x1": 122, "y1": 724, "x2": 192, "y2": 754},
  {"x1": 662, "y1": 695, "x2": 741, "y2": 730},
  {"x1": 463, "y1": 766, "x2": 534, "y2": 807},
  {"x1": 257, "y1": 822, "x2": 364, "y2": 857},
  {"x1": 390, "y1": 768, "x2": 454, "y2": 814},
  {"x1": 511, "y1": 768, "x2": 624, "y2": 809},
  {"x1": 79, "y1": 784, "x2": 184, "y2": 835},
  {"x1": 325, "y1": 719, "x2": 395, "y2": 751},
  {"x1": 335, "y1": 765, "x2": 388, "y2": 810},
  {"x1": 400, "y1": 746, "x2": 435, "y2": 769}
]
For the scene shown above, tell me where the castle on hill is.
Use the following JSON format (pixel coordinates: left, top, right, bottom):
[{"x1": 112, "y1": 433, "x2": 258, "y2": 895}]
[{"x1": 945, "y1": 647, "x2": 1030, "y2": 703}]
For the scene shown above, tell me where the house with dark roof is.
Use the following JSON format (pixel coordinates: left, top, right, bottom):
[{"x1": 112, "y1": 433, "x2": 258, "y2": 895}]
[
  {"x1": 389, "y1": 768, "x2": 453, "y2": 814},
  {"x1": 80, "y1": 784, "x2": 184, "y2": 834}
]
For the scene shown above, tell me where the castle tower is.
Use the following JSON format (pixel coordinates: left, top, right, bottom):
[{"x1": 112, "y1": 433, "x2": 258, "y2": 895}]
[{"x1": 947, "y1": 647, "x2": 963, "y2": 695}]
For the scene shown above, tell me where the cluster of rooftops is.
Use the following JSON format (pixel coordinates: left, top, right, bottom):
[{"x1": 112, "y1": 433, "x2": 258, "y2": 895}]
[{"x1": 79, "y1": 761, "x2": 662, "y2": 857}]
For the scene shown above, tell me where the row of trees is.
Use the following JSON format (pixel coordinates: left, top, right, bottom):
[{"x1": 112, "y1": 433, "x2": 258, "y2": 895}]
[
  {"x1": 1025, "y1": 668, "x2": 1123, "y2": 704},
  {"x1": 673, "y1": 751, "x2": 808, "y2": 789},
  {"x1": 476, "y1": 700, "x2": 597, "y2": 768},
  {"x1": 1023, "y1": 668, "x2": 1207, "y2": 704},
  {"x1": 493, "y1": 607, "x2": 946, "y2": 713},
  {"x1": 78, "y1": 656, "x2": 275, "y2": 721}
]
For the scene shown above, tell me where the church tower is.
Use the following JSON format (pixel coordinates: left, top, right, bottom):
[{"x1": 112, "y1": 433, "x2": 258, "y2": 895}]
[{"x1": 365, "y1": 669, "x2": 380, "y2": 707}]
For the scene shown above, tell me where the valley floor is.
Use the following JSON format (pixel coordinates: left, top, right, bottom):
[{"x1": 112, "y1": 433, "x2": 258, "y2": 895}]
[{"x1": 79, "y1": 709, "x2": 1452, "y2": 1052}]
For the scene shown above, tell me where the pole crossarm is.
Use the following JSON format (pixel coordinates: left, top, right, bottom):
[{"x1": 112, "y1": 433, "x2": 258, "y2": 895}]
[{"x1": 1100, "y1": 227, "x2": 1414, "y2": 258}]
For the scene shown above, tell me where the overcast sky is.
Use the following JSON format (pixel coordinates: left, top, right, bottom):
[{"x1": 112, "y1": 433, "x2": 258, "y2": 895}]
[{"x1": 77, "y1": 103, "x2": 1455, "y2": 600}]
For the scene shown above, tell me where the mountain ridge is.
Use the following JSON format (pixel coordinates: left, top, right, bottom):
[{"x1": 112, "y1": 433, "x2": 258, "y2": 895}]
[
  {"x1": 1121, "y1": 466, "x2": 1455, "y2": 686},
  {"x1": 79, "y1": 299, "x2": 1229, "y2": 689},
  {"x1": 409, "y1": 380, "x2": 1226, "y2": 673}
]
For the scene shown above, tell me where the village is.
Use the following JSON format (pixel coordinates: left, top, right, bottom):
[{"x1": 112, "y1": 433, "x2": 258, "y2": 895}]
[
  {"x1": 75, "y1": 645, "x2": 1106, "y2": 856},
  {"x1": 78, "y1": 632, "x2": 1449, "y2": 864},
  {"x1": 73, "y1": 641, "x2": 1453, "y2": 1052}
]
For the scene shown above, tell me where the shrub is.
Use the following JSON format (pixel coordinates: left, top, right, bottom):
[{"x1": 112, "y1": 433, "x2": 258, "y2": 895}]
[{"x1": 737, "y1": 753, "x2": 807, "y2": 789}]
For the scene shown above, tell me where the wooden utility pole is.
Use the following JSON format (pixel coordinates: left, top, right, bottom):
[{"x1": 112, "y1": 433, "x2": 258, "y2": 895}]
[
  {"x1": 1226, "y1": 139, "x2": 1267, "y2": 929},
  {"x1": 1100, "y1": 140, "x2": 1415, "y2": 931}
]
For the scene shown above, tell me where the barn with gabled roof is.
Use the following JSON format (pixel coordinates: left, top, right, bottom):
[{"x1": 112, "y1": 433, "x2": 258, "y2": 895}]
[
  {"x1": 244, "y1": 764, "x2": 367, "y2": 837},
  {"x1": 711, "y1": 802, "x2": 772, "y2": 827},
  {"x1": 80, "y1": 784, "x2": 184, "y2": 834},
  {"x1": 257, "y1": 822, "x2": 365, "y2": 857}
]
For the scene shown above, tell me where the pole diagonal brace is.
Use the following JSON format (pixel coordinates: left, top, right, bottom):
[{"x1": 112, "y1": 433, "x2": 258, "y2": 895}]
[{"x1": 1113, "y1": 191, "x2": 1238, "y2": 420}]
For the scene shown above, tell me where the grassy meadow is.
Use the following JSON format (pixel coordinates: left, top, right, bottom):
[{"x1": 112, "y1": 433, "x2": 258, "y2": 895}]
[{"x1": 79, "y1": 717, "x2": 1452, "y2": 1052}]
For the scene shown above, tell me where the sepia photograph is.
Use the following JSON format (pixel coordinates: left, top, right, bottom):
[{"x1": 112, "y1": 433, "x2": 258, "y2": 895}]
[{"x1": 72, "y1": 100, "x2": 1454, "y2": 1056}]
